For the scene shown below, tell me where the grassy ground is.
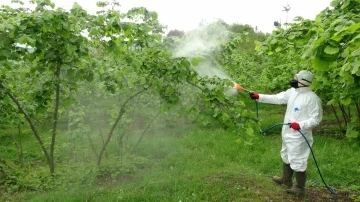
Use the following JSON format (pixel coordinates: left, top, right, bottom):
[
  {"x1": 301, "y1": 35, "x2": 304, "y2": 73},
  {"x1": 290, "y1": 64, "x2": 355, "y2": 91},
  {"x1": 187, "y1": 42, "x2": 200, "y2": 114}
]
[{"x1": 1, "y1": 100, "x2": 360, "y2": 202}]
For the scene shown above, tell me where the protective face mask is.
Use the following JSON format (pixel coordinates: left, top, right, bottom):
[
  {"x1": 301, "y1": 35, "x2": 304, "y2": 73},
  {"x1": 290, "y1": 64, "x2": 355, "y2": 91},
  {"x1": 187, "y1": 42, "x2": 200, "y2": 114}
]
[{"x1": 289, "y1": 79, "x2": 299, "y2": 88}]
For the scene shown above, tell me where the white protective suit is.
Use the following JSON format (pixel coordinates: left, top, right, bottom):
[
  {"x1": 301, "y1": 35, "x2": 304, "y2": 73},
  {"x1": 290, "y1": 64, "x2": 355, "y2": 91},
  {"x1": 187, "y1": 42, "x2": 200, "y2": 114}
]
[{"x1": 258, "y1": 86, "x2": 323, "y2": 172}]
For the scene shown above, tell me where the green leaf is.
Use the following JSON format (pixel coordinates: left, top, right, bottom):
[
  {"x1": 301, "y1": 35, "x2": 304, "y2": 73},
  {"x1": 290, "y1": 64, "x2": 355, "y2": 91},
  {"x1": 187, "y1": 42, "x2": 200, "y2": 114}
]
[
  {"x1": 330, "y1": 0, "x2": 341, "y2": 7},
  {"x1": 302, "y1": 45, "x2": 313, "y2": 59},
  {"x1": 288, "y1": 34, "x2": 296, "y2": 40},
  {"x1": 341, "y1": 48, "x2": 350, "y2": 58},
  {"x1": 235, "y1": 138, "x2": 242, "y2": 144},
  {"x1": 344, "y1": 74, "x2": 355, "y2": 84},
  {"x1": 213, "y1": 108, "x2": 220, "y2": 117},
  {"x1": 125, "y1": 56, "x2": 133, "y2": 64},
  {"x1": 244, "y1": 141, "x2": 253, "y2": 146},
  {"x1": 180, "y1": 59, "x2": 191, "y2": 68},
  {"x1": 63, "y1": 98, "x2": 75, "y2": 107},
  {"x1": 324, "y1": 45, "x2": 339, "y2": 55},
  {"x1": 347, "y1": 122, "x2": 357, "y2": 131},
  {"x1": 221, "y1": 113, "x2": 230, "y2": 122},
  {"x1": 340, "y1": 96, "x2": 351, "y2": 105},
  {"x1": 331, "y1": 32, "x2": 345, "y2": 42},
  {"x1": 0, "y1": 24, "x2": 5, "y2": 32},
  {"x1": 191, "y1": 57, "x2": 201, "y2": 66},
  {"x1": 150, "y1": 11, "x2": 158, "y2": 20},
  {"x1": 132, "y1": 59, "x2": 141, "y2": 68},
  {"x1": 342, "y1": 62, "x2": 351, "y2": 71},
  {"x1": 326, "y1": 99, "x2": 336, "y2": 105},
  {"x1": 246, "y1": 127, "x2": 254, "y2": 136},
  {"x1": 341, "y1": 0, "x2": 351, "y2": 9},
  {"x1": 89, "y1": 27, "x2": 98, "y2": 36},
  {"x1": 346, "y1": 130, "x2": 359, "y2": 139},
  {"x1": 334, "y1": 24, "x2": 344, "y2": 32},
  {"x1": 42, "y1": 10, "x2": 54, "y2": 21},
  {"x1": 270, "y1": 39, "x2": 277, "y2": 45},
  {"x1": 17, "y1": 35, "x2": 36, "y2": 47},
  {"x1": 312, "y1": 57, "x2": 329, "y2": 71},
  {"x1": 275, "y1": 47, "x2": 282, "y2": 52},
  {"x1": 66, "y1": 45, "x2": 77, "y2": 54},
  {"x1": 234, "y1": 101, "x2": 245, "y2": 106},
  {"x1": 348, "y1": 33, "x2": 360, "y2": 44},
  {"x1": 345, "y1": 23, "x2": 360, "y2": 33},
  {"x1": 351, "y1": 49, "x2": 360, "y2": 57},
  {"x1": 351, "y1": 62, "x2": 360, "y2": 74}
]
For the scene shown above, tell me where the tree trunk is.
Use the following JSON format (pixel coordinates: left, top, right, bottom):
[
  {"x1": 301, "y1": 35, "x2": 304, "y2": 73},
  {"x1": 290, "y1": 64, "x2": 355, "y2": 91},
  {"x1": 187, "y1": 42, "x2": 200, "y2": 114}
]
[
  {"x1": 97, "y1": 87, "x2": 148, "y2": 165},
  {"x1": 355, "y1": 102, "x2": 360, "y2": 124},
  {"x1": 18, "y1": 124, "x2": 24, "y2": 165},
  {"x1": 132, "y1": 111, "x2": 161, "y2": 154},
  {"x1": 68, "y1": 114, "x2": 76, "y2": 162},
  {"x1": 50, "y1": 65, "x2": 61, "y2": 174},
  {"x1": 86, "y1": 132, "x2": 99, "y2": 159},
  {"x1": 331, "y1": 104, "x2": 343, "y2": 131},
  {"x1": 338, "y1": 104, "x2": 349, "y2": 125},
  {"x1": 99, "y1": 130, "x2": 108, "y2": 159},
  {"x1": 117, "y1": 131, "x2": 124, "y2": 163},
  {"x1": 11, "y1": 125, "x2": 20, "y2": 164}
]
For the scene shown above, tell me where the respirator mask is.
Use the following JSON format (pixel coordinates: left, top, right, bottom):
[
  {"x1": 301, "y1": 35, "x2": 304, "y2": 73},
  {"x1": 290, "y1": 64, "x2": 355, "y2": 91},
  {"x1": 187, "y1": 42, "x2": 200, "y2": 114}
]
[
  {"x1": 289, "y1": 79, "x2": 299, "y2": 88},
  {"x1": 289, "y1": 70, "x2": 313, "y2": 88}
]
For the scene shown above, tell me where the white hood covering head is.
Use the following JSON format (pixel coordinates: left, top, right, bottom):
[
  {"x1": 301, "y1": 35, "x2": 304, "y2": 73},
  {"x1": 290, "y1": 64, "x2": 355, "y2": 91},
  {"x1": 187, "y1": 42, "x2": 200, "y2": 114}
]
[{"x1": 295, "y1": 70, "x2": 313, "y2": 86}]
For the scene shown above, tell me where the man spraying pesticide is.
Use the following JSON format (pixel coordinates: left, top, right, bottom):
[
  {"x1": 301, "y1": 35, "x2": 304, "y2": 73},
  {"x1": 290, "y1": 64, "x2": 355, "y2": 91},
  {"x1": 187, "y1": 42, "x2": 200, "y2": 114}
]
[{"x1": 234, "y1": 70, "x2": 335, "y2": 195}]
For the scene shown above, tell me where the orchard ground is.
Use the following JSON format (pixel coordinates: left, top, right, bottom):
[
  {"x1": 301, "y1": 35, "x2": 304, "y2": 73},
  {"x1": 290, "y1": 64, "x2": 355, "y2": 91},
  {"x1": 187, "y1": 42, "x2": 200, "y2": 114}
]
[{"x1": 1, "y1": 100, "x2": 359, "y2": 202}]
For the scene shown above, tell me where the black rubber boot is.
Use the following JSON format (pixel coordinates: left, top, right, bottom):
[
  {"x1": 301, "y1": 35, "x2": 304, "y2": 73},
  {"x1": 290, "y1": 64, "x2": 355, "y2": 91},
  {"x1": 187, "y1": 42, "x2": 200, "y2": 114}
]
[
  {"x1": 286, "y1": 171, "x2": 306, "y2": 195},
  {"x1": 272, "y1": 163, "x2": 294, "y2": 188}
]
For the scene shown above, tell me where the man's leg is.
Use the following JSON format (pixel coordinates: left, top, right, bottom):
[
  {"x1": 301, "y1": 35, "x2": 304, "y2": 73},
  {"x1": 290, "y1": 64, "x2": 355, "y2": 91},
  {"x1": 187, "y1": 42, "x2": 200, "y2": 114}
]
[
  {"x1": 272, "y1": 162, "x2": 294, "y2": 188},
  {"x1": 286, "y1": 171, "x2": 306, "y2": 195},
  {"x1": 286, "y1": 136, "x2": 312, "y2": 195},
  {"x1": 273, "y1": 141, "x2": 294, "y2": 188}
]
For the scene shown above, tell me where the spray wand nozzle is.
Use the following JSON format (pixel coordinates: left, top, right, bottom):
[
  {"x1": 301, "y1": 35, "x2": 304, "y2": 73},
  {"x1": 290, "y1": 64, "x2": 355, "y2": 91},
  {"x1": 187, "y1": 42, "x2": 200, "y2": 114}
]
[{"x1": 233, "y1": 82, "x2": 252, "y2": 93}]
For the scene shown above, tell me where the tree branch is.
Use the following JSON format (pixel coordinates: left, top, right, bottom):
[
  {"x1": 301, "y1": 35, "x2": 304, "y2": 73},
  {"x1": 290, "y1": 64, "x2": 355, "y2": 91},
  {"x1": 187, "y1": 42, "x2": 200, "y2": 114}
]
[
  {"x1": 3, "y1": 85, "x2": 51, "y2": 167},
  {"x1": 186, "y1": 79, "x2": 203, "y2": 91},
  {"x1": 97, "y1": 85, "x2": 151, "y2": 165}
]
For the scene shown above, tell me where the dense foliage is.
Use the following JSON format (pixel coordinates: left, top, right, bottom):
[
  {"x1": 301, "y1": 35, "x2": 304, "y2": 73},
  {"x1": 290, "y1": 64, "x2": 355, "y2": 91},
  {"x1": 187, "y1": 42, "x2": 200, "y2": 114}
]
[
  {"x1": 256, "y1": 0, "x2": 360, "y2": 144},
  {"x1": 0, "y1": 0, "x2": 259, "y2": 193}
]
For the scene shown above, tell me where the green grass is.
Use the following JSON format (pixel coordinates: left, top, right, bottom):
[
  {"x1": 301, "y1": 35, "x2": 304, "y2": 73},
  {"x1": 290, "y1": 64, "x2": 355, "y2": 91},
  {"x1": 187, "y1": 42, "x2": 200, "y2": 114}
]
[{"x1": 1, "y1": 100, "x2": 360, "y2": 202}]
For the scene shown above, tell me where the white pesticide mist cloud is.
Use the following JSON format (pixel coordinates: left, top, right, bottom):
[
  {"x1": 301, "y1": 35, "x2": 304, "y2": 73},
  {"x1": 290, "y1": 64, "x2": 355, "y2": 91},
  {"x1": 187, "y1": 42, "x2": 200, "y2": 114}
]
[
  {"x1": 193, "y1": 62, "x2": 230, "y2": 80},
  {"x1": 173, "y1": 36, "x2": 219, "y2": 59},
  {"x1": 171, "y1": 22, "x2": 238, "y2": 96},
  {"x1": 173, "y1": 22, "x2": 230, "y2": 58},
  {"x1": 193, "y1": 62, "x2": 238, "y2": 97}
]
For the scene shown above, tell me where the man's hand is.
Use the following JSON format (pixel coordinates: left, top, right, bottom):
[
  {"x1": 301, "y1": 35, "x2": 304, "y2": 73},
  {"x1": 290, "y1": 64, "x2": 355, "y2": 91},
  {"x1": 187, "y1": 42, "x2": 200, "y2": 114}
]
[
  {"x1": 290, "y1": 122, "x2": 301, "y2": 130},
  {"x1": 249, "y1": 92, "x2": 259, "y2": 100}
]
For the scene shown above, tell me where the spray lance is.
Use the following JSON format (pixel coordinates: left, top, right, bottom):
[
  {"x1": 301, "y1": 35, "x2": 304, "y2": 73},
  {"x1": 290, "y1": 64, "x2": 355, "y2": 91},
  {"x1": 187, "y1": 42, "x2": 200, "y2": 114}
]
[
  {"x1": 233, "y1": 82, "x2": 252, "y2": 93},
  {"x1": 232, "y1": 82, "x2": 336, "y2": 195}
]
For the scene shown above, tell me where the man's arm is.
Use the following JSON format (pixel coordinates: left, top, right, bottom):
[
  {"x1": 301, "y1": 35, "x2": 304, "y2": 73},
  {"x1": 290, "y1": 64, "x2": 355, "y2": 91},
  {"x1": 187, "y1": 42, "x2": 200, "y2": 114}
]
[{"x1": 257, "y1": 88, "x2": 293, "y2": 105}]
